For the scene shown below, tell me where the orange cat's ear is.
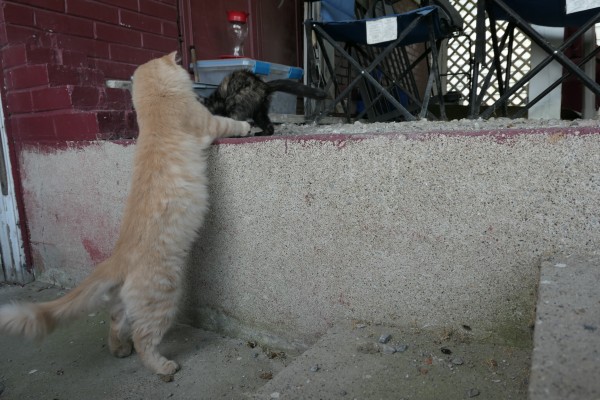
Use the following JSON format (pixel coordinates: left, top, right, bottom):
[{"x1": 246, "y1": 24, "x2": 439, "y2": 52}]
[{"x1": 167, "y1": 51, "x2": 182, "y2": 65}]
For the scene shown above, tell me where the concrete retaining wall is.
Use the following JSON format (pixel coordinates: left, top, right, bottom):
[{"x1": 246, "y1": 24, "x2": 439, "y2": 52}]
[{"x1": 19, "y1": 127, "x2": 600, "y2": 350}]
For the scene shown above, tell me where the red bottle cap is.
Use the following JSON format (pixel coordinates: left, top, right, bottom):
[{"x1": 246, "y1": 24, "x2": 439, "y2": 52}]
[{"x1": 227, "y1": 10, "x2": 249, "y2": 23}]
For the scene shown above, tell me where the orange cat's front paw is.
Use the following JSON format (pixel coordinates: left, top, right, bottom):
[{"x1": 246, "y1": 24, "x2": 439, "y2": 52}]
[{"x1": 239, "y1": 121, "x2": 252, "y2": 136}]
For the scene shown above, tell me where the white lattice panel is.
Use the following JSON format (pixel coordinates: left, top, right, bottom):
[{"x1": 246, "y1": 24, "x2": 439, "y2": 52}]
[{"x1": 446, "y1": 0, "x2": 531, "y2": 106}]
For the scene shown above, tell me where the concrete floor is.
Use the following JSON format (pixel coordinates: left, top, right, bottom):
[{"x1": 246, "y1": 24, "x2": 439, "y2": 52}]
[
  {"x1": 0, "y1": 282, "x2": 289, "y2": 400},
  {"x1": 2, "y1": 253, "x2": 599, "y2": 399},
  {"x1": 0, "y1": 281, "x2": 531, "y2": 400}
]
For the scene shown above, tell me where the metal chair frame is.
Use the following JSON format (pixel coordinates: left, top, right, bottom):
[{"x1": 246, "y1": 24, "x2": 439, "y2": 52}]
[
  {"x1": 305, "y1": 1, "x2": 457, "y2": 123},
  {"x1": 469, "y1": 0, "x2": 600, "y2": 119}
]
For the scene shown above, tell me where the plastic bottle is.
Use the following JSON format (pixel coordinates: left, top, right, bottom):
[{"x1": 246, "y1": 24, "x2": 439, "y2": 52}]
[{"x1": 227, "y1": 11, "x2": 249, "y2": 57}]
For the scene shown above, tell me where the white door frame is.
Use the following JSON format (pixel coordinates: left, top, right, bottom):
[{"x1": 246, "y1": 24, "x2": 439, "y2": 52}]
[{"x1": 0, "y1": 96, "x2": 32, "y2": 284}]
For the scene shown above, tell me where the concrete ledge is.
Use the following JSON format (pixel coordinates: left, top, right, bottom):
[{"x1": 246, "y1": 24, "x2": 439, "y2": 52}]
[
  {"x1": 18, "y1": 127, "x2": 600, "y2": 350},
  {"x1": 529, "y1": 254, "x2": 600, "y2": 400}
]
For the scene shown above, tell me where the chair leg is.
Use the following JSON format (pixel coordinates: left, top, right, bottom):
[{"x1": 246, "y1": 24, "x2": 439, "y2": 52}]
[
  {"x1": 428, "y1": 33, "x2": 447, "y2": 120},
  {"x1": 417, "y1": 23, "x2": 443, "y2": 120},
  {"x1": 304, "y1": 20, "x2": 318, "y2": 119},
  {"x1": 502, "y1": 26, "x2": 517, "y2": 116},
  {"x1": 488, "y1": 20, "x2": 512, "y2": 116},
  {"x1": 468, "y1": 0, "x2": 487, "y2": 118}
]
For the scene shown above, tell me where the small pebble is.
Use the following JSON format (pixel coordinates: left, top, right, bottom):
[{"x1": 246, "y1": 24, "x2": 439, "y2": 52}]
[
  {"x1": 379, "y1": 334, "x2": 392, "y2": 344},
  {"x1": 310, "y1": 364, "x2": 320, "y2": 372},
  {"x1": 466, "y1": 388, "x2": 480, "y2": 397},
  {"x1": 270, "y1": 392, "x2": 280, "y2": 399},
  {"x1": 452, "y1": 357, "x2": 464, "y2": 365},
  {"x1": 441, "y1": 347, "x2": 452, "y2": 354},
  {"x1": 395, "y1": 344, "x2": 408, "y2": 352},
  {"x1": 381, "y1": 344, "x2": 396, "y2": 354}
]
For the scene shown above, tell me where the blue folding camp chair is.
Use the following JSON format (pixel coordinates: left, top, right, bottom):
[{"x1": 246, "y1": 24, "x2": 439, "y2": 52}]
[
  {"x1": 468, "y1": 0, "x2": 600, "y2": 119},
  {"x1": 304, "y1": 0, "x2": 463, "y2": 122}
]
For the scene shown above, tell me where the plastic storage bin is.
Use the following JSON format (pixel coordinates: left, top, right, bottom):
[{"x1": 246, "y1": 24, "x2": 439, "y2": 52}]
[{"x1": 194, "y1": 58, "x2": 304, "y2": 114}]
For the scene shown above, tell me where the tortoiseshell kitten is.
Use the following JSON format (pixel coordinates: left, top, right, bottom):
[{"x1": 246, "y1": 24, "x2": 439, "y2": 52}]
[{"x1": 203, "y1": 70, "x2": 327, "y2": 135}]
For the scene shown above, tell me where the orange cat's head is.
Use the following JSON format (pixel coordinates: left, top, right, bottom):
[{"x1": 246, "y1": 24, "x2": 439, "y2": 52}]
[{"x1": 131, "y1": 51, "x2": 191, "y2": 112}]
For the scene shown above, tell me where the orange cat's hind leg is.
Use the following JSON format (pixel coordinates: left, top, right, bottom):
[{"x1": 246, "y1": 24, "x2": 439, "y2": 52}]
[
  {"x1": 120, "y1": 277, "x2": 180, "y2": 376},
  {"x1": 108, "y1": 301, "x2": 133, "y2": 358},
  {"x1": 132, "y1": 323, "x2": 179, "y2": 375}
]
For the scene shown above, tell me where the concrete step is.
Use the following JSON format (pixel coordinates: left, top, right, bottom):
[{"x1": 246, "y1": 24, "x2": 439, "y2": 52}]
[
  {"x1": 528, "y1": 254, "x2": 600, "y2": 400},
  {"x1": 252, "y1": 322, "x2": 530, "y2": 400}
]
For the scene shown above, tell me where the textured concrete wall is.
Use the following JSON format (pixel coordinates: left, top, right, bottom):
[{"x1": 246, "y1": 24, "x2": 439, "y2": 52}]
[
  {"x1": 18, "y1": 128, "x2": 600, "y2": 350},
  {"x1": 20, "y1": 142, "x2": 132, "y2": 286}
]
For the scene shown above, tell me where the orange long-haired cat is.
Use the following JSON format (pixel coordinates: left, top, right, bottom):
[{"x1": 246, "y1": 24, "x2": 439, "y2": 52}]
[{"x1": 0, "y1": 51, "x2": 250, "y2": 377}]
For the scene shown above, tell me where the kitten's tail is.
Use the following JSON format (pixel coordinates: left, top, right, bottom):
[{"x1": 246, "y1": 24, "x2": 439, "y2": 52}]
[
  {"x1": 267, "y1": 80, "x2": 328, "y2": 99},
  {"x1": 0, "y1": 259, "x2": 121, "y2": 341}
]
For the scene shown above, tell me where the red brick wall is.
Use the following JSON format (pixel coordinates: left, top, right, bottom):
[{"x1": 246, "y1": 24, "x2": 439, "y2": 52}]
[{"x1": 0, "y1": 0, "x2": 179, "y2": 142}]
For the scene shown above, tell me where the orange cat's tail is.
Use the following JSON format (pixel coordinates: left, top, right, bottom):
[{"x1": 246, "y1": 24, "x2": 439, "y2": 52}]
[{"x1": 0, "y1": 259, "x2": 121, "y2": 340}]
